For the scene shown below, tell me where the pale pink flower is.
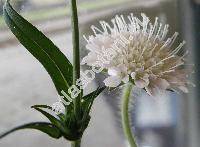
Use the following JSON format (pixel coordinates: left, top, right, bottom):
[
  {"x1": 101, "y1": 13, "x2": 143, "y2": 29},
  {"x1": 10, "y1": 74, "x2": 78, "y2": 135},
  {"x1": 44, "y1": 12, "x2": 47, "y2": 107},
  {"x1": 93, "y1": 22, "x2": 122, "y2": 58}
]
[{"x1": 81, "y1": 13, "x2": 193, "y2": 96}]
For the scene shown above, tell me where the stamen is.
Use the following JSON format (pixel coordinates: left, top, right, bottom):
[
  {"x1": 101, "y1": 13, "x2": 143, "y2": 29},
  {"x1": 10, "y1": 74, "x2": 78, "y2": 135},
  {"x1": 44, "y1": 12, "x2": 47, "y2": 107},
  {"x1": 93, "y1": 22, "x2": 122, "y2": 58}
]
[
  {"x1": 169, "y1": 41, "x2": 186, "y2": 56},
  {"x1": 148, "y1": 24, "x2": 153, "y2": 40},
  {"x1": 111, "y1": 19, "x2": 119, "y2": 34},
  {"x1": 154, "y1": 23, "x2": 162, "y2": 42},
  {"x1": 141, "y1": 13, "x2": 150, "y2": 34},
  {"x1": 160, "y1": 24, "x2": 169, "y2": 41},
  {"x1": 169, "y1": 62, "x2": 184, "y2": 70},
  {"x1": 115, "y1": 15, "x2": 126, "y2": 32},
  {"x1": 151, "y1": 43, "x2": 158, "y2": 53},
  {"x1": 139, "y1": 46, "x2": 148, "y2": 60},
  {"x1": 133, "y1": 17, "x2": 141, "y2": 31},
  {"x1": 159, "y1": 38, "x2": 172, "y2": 51},
  {"x1": 83, "y1": 35, "x2": 89, "y2": 43},
  {"x1": 168, "y1": 32, "x2": 179, "y2": 47},
  {"x1": 120, "y1": 15, "x2": 128, "y2": 31},
  {"x1": 91, "y1": 25, "x2": 103, "y2": 36},
  {"x1": 149, "y1": 55, "x2": 175, "y2": 69},
  {"x1": 180, "y1": 50, "x2": 189, "y2": 60},
  {"x1": 160, "y1": 69, "x2": 175, "y2": 74},
  {"x1": 170, "y1": 81, "x2": 195, "y2": 87},
  {"x1": 148, "y1": 17, "x2": 158, "y2": 40}
]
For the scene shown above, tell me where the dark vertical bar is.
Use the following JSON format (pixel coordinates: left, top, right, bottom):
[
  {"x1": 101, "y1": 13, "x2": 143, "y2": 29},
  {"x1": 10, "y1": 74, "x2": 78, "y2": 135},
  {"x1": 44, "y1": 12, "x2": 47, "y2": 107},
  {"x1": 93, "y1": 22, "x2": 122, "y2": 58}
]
[{"x1": 177, "y1": 0, "x2": 200, "y2": 147}]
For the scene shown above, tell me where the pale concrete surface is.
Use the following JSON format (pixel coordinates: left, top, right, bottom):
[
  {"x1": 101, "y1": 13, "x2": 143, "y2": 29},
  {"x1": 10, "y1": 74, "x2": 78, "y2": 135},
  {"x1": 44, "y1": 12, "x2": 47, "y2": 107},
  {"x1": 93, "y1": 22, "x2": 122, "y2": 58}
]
[{"x1": 0, "y1": 31, "x2": 124, "y2": 147}]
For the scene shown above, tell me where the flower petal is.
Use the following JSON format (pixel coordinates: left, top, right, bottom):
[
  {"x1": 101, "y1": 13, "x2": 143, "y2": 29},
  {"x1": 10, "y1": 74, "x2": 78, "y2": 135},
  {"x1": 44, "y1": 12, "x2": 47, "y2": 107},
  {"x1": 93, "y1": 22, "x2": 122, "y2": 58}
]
[
  {"x1": 145, "y1": 85, "x2": 160, "y2": 96},
  {"x1": 135, "y1": 79, "x2": 149, "y2": 88},
  {"x1": 103, "y1": 76, "x2": 122, "y2": 87},
  {"x1": 108, "y1": 67, "x2": 121, "y2": 76},
  {"x1": 155, "y1": 78, "x2": 170, "y2": 90},
  {"x1": 81, "y1": 52, "x2": 97, "y2": 65},
  {"x1": 178, "y1": 86, "x2": 189, "y2": 93}
]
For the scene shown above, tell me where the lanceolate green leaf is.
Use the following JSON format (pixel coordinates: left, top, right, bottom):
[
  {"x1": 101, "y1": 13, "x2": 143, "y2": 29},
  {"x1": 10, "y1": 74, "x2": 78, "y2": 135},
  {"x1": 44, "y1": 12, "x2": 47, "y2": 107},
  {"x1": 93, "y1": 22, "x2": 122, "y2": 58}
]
[
  {"x1": 83, "y1": 87, "x2": 106, "y2": 101},
  {"x1": 33, "y1": 107, "x2": 62, "y2": 128},
  {"x1": 31, "y1": 105, "x2": 52, "y2": 110},
  {"x1": 31, "y1": 105, "x2": 66, "y2": 122},
  {"x1": 0, "y1": 122, "x2": 62, "y2": 139},
  {"x1": 3, "y1": 1, "x2": 73, "y2": 94},
  {"x1": 81, "y1": 87, "x2": 106, "y2": 123}
]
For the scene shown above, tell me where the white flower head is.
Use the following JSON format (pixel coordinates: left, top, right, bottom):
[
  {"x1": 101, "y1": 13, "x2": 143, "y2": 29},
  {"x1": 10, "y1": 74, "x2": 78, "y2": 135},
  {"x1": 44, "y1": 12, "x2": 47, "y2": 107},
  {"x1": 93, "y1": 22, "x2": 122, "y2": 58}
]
[{"x1": 81, "y1": 13, "x2": 193, "y2": 96}]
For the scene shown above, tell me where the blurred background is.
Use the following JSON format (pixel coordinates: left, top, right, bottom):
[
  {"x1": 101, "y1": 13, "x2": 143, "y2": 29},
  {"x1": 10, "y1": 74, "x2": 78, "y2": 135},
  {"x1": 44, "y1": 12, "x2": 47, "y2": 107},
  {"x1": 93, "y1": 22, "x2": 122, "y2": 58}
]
[{"x1": 0, "y1": 0, "x2": 199, "y2": 147}]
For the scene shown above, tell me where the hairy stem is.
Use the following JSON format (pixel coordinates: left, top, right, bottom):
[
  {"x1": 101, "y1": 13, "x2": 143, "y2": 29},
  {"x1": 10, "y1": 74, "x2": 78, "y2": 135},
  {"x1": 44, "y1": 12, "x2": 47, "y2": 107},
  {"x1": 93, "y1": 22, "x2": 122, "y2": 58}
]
[
  {"x1": 70, "y1": 1, "x2": 82, "y2": 146},
  {"x1": 121, "y1": 83, "x2": 137, "y2": 147},
  {"x1": 70, "y1": 0, "x2": 81, "y2": 118},
  {"x1": 71, "y1": 140, "x2": 81, "y2": 147}
]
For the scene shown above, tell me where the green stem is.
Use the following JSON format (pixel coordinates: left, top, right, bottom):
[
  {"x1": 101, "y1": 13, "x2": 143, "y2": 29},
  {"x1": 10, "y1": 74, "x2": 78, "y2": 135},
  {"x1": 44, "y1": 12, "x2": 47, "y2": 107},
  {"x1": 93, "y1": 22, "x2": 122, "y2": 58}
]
[
  {"x1": 70, "y1": 1, "x2": 82, "y2": 146},
  {"x1": 121, "y1": 83, "x2": 137, "y2": 147},
  {"x1": 71, "y1": 140, "x2": 81, "y2": 147},
  {"x1": 70, "y1": 0, "x2": 81, "y2": 118}
]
